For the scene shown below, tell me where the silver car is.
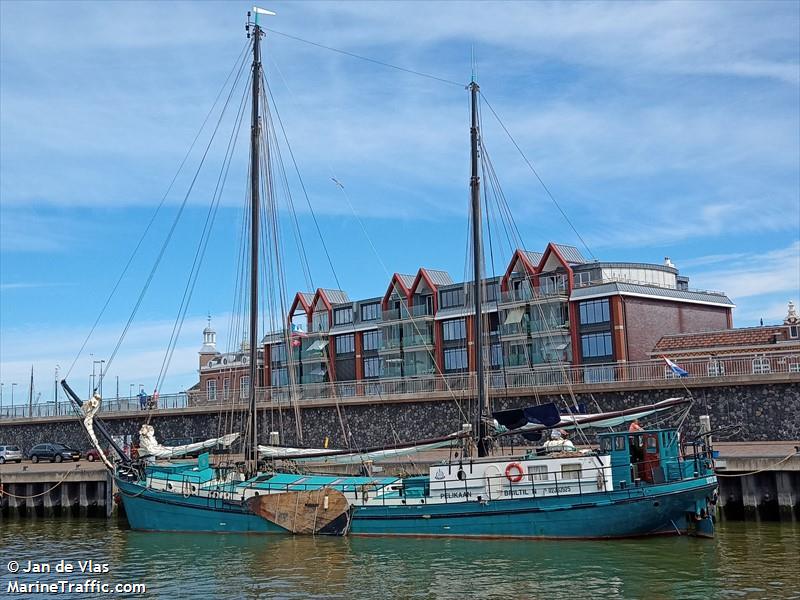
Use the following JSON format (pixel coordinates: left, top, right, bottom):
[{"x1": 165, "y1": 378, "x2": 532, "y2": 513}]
[{"x1": 0, "y1": 444, "x2": 23, "y2": 464}]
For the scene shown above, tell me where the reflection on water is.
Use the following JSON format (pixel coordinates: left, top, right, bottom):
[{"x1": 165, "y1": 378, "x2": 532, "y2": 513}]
[{"x1": 0, "y1": 518, "x2": 798, "y2": 599}]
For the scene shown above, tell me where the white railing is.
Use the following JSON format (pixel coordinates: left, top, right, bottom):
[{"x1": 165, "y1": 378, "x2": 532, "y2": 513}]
[{"x1": 1, "y1": 351, "x2": 796, "y2": 421}]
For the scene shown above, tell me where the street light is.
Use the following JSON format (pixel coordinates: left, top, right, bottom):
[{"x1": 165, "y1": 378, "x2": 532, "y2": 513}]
[
  {"x1": 0, "y1": 382, "x2": 4, "y2": 416},
  {"x1": 129, "y1": 383, "x2": 134, "y2": 399},
  {"x1": 11, "y1": 383, "x2": 17, "y2": 410},
  {"x1": 92, "y1": 359, "x2": 105, "y2": 396}
]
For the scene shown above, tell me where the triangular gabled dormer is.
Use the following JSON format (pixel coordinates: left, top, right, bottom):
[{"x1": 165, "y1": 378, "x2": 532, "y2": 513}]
[
  {"x1": 501, "y1": 249, "x2": 539, "y2": 294},
  {"x1": 410, "y1": 268, "x2": 453, "y2": 314},
  {"x1": 537, "y1": 243, "x2": 574, "y2": 295},
  {"x1": 382, "y1": 273, "x2": 415, "y2": 311},
  {"x1": 288, "y1": 292, "x2": 313, "y2": 330}
]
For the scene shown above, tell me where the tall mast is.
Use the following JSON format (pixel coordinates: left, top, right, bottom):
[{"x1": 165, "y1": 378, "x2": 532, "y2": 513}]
[
  {"x1": 469, "y1": 81, "x2": 489, "y2": 456},
  {"x1": 246, "y1": 16, "x2": 263, "y2": 473}
]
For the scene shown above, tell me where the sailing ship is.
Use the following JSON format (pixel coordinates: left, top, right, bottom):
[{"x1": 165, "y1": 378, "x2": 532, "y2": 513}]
[{"x1": 61, "y1": 8, "x2": 718, "y2": 539}]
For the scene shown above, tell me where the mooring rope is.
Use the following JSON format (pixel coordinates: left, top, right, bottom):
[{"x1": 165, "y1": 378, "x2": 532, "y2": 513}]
[
  {"x1": 0, "y1": 468, "x2": 76, "y2": 500},
  {"x1": 714, "y1": 449, "x2": 799, "y2": 478}
]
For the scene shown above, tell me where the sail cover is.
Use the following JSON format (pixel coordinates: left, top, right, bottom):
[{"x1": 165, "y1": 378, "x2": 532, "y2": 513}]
[
  {"x1": 494, "y1": 397, "x2": 689, "y2": 438},
  {"x1": 493, "y1": 402, "x2": 561, "y2": 441}
]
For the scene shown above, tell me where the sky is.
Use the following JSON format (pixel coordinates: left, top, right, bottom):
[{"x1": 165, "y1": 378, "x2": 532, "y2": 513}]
[{"x1": 1, "y1": 1, "x2": 798, "y2": 405}]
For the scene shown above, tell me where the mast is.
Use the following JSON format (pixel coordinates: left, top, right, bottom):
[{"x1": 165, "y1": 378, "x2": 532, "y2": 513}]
[
  {"x1": 246, "y1": 15, "x2": 263, "y2": 473},
  {"x1": 469, "y1": 81, "x2": 489, "y2": 457}
]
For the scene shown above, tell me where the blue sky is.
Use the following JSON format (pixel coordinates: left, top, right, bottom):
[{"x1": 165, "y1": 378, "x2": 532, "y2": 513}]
[{"x1": 1, "y1": 1, "x2": 798, "y2": 404}]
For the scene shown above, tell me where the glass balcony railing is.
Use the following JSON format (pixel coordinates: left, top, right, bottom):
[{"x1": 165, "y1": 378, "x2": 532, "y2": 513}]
[{"x1": 403, "y1": 333, "x2": 433, "y2": 347}]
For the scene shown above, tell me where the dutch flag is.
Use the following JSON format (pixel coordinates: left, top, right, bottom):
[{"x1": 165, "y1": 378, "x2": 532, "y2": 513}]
[{"x1": 663, "y1": 356, "x2": 689, "y2": 378}]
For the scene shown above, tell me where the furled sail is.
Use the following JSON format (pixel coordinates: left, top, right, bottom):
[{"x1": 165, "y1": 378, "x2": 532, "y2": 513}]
[
  {"x1": 81, "y1": 393, "x2": 115, "y2": 470},
  {"x1": 138, "y1": 424, "x2": 240, "y2": 459},
  {"x1": 259, "y1": 433, "x2": 465, "y2": 465}
]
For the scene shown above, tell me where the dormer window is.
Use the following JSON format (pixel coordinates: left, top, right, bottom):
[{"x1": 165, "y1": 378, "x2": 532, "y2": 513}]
[{"x1": 790, "y1": 325, "x2": 798, "y2": 339}]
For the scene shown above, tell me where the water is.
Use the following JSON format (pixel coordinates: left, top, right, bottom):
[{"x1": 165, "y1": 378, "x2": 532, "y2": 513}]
[{"x1": 1, "y1": 519, "x2": 797, "y2": 599}]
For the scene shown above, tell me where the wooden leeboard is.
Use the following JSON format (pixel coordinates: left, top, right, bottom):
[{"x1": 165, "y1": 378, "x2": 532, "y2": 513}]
[{"x1": 246, "y1": 487, "x2": 351, "y2": 535}]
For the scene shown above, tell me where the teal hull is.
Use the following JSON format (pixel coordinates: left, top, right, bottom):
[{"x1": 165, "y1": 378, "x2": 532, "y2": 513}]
[{"x1": 117, "y1": 476, "x2": 716, "y2": 539}]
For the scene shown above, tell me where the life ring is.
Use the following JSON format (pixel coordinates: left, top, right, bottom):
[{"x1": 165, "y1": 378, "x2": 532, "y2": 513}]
[{"x1": 505, "y1": 463, "x2": 524, "y2": 483}]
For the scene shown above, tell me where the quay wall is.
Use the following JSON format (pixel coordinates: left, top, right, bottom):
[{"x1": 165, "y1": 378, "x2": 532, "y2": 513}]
[{"x1": 0, "y1": 382, "x2": 797, "y2": 452}]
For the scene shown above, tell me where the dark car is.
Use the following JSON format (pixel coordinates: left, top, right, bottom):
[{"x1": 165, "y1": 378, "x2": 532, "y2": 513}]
[{"x1": 28, "y1": 443, "x2": 81, "y2": 463}]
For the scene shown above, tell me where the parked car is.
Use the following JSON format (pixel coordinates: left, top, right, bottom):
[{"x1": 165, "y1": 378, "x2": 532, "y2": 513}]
[
  {"x1": 0, "y1": 445, "x2": 23, "y2": 464},
  {"x1": 28, "y1": 443, "x2": 81, "y2": 463},
  {"x1": 85, "y1": 448, "x2": 100, "y2": 462}
]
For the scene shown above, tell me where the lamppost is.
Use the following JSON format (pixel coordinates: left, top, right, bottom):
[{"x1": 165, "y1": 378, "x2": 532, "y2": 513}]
[
  {"x1": 92, "y1": 359, "x2": 105, "y2": 396},
  {"x1": 0, "y1": 382, "x2": 4, "y2": 417},
  {"x1": 11, "y1": 383, "x2": 17, "y2": 409},
  {"x1": 129, "y1": 383, "x2": 134, "y2": 399}
]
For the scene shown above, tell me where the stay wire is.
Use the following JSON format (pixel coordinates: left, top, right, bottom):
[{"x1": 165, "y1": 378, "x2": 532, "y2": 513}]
[
  {"x1": 102, "y1": 47, "x2": 251, "y2": 381},
  {"x1": 479, "y1": 92, "x2": 596, "y2": 261},
  {"x1": 263, "y1": 27, "x2": 465, "y2": 88},
  {"x1": 66, "y1": 40, "x2": 250, "y2": 382},
  {"x1": 156, "y1": 63, "x2": 252, "y2": 392}
]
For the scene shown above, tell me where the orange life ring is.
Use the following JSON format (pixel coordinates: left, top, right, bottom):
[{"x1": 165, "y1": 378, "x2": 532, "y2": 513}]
[{"x1": 505, "y1": 462, "x2": 524, "y2": 483}]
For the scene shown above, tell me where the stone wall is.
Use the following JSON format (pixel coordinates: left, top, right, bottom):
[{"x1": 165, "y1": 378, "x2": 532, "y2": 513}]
[{"x1": 1, "y1": 382, "x2": 797, "y2": 454}]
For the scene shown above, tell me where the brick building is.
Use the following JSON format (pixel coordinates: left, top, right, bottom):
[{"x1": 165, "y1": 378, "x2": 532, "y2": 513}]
[{"x1": 195, "y1": 242, "x2": 735, "y2": 401}]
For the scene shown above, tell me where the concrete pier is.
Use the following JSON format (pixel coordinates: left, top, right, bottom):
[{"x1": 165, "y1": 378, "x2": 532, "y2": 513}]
[
  {"x1": 0, "y1": 462, "x2": 115, "y2": 518},
  {"x1": 714, "y1": 441, "x2": 800, "y2": 521}
]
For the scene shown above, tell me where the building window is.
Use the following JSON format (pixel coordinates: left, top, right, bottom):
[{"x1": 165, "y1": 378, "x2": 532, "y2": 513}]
[
  {"x1": 440, "y1": 288, "x2": 465, "y2": 309},
  {"x1": 222, "y1": 378, "x2": 231, "y2": 399},
  {"x1": 271, "y1": 343, "x2": 286, "y2": 363},
  {"x1": 443, "y1": 318, "x2": 467, "y2": 341},
  {"x1": 206, "y1": 379, "x2": 217, "y2": 401},
  {"x1": 271, "y1": 367, "x2": 288, "y2": 387},
  {"x1": 581, "y1": 332, "x2": 612, "y2": 359},
  {"x1": 579, "y1": 299, "x2": 610, "y2": 325},
  {"x1": 490, "y1": 343, "x2": 502, "y2": 368},
  {"x1": 444, "y1": 347, "x2": 468, "y2": 371},
  {"x1": 364, "y1": 356, "x2": 383, "y2": 379},
  {"x1": 312, "y1": 311, "x2": 329, "y2": 332},
  {"x1": 334, "y1": 306, "x2": 353, "y2": 325},
  {"x1": 484, "y1": 282, "x2": 499, "y2": 303},
  {"x1": 335, "y1": 334, "x2": 355, "y2": 355},
  {"x1": 360, "y1": 302, "x2": 380, "y2": 321},
  {"x1": 240, "y1": 376, "x2": 250, "y2": 398},
  {"x1": 790, "y1": 325, "x2": 799, "y2": 339},
  {"x1": 574, "y1": 271, "x2": 592, "y2": 287},
  {"x1": 362, "y1": 330, "x2": 382, "y2": 351}
]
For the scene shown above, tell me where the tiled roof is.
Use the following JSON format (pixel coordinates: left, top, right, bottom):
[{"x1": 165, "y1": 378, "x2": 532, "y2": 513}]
[
  {"x1": 654, "y1": 326, "x2": 787, "y2": 351},
  {"x1": 570, "y1": 281, "x2": 734, "y2": 306}
]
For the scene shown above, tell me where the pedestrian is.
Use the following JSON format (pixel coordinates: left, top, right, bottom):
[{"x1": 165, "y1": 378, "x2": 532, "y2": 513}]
[
  {"x1": 629, "y1": 418, "x2": 644, "y2": 433},
  {"x1": 138, "y1": 388, "x2": 147, "y2": 410}
]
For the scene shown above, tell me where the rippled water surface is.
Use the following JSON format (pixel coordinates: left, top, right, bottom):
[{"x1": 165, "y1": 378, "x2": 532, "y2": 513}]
[{"x1": 1, "y1": 518, "x2": 798, "y2": 599}]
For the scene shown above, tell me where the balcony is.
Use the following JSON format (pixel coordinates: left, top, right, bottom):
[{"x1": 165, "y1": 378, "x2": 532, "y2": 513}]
[
  {"x1": 383, "y1": 304, "x2": 434, "y2": 321},
  {"x1": 402, "y1": 332, "x2": 434, "y2": 349}
]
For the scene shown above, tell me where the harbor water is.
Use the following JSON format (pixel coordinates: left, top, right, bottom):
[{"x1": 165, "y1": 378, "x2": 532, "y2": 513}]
[{"x1": 0, "y1": 519, "x2": 798, "y2": 599}]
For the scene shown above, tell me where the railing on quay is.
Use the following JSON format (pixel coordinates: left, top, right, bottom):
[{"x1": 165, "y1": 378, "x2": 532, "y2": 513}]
[{"x1": 0, "y1": 351, "x2": 796, "y2": 421}]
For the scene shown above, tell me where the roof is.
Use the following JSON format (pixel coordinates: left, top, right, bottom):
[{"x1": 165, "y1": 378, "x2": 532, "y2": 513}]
[
  {"x1": 396, "y1": 274, "x2": 416, "y2": 289},
  {"x1": 570, "y1": 281, "x2": 734, "y2": 307},
  {"x1": 552, "y1": 244, "x2": 588, "y2": 265},
  {"x1": 320, "y1": 289, "x2": 350, "y2": 306},
  {"x1": 654, "y1": 326, "x2": 791, "y2": 352},
  {"x1": 522, "y1": 250, "x2": 544, "y2": 266},
  {"x1": 420, "y1": 269, "x2": 453, "y2": 287}
]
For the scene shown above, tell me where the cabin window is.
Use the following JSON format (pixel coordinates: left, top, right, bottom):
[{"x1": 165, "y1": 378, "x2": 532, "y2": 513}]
[
  {"x1": 600, "y1": 437, "x2": 612, "y2": 453},
  {"x1": 614, "y1": 436, "x2": 626, "y2": 451},
  {"x1": 646, "y1": 437, "x2": 658, "y2": 449},
  {"x1": 560, "y1": 464, "x2": 582, "y2": 480},
  {"x1": 528, "y1": 465, "x2": 549, "y2": 481}
]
